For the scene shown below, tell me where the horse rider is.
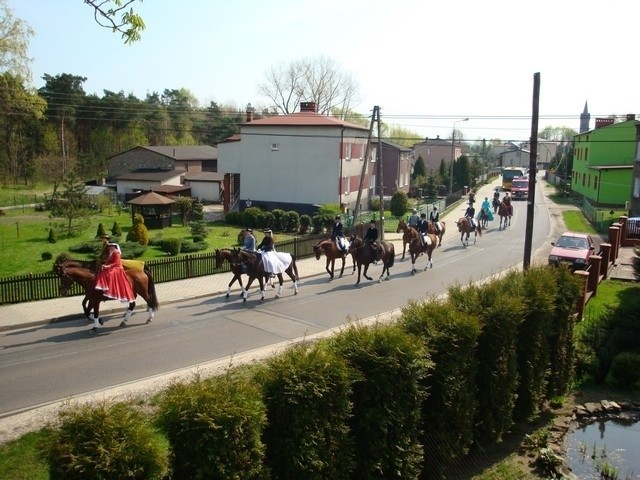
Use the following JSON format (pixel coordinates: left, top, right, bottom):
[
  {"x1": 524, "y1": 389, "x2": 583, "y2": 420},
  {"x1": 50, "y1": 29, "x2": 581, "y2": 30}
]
[
  {"x1": 96, "y1": 234, "x2": 111, "y2": 270},
  {"x1": 468, "y1": 189, "x2": 476, "y2": 206},
  {"x1": 502, "y1": 191, "x2": 513, "y2": 216},
  {"x1": 363, "y1": 218, "x2": 379, "y2": 262},
  {"x1": 94, "y1": 242, "x2": 135, "y2": 303},
  {"x1": 408, "y1": 208, "x2": 419, "y2": 229},
  {"x1": 331, "y1": 215, "x2": 348, "y2": 253},
  {"x1": 429, "y1": 205, "x2": 441, "y2": 234},
  {"x1": 241, "y1": 227, "x2": 256, "y2": 252},
  {"x1": 479, "y1": 196, "x2": 494, "y2": 222},
  {"x1": 464, "y1": 202, "x2": 477, "y2": 229},
  {"x1": 492, "y1": 187, "x2": 501, "y2": 211},
  {"x1": 256, "y1": 228, "x2": 292, "y2": 277},
  {"x1": 417, "y1": 212, "x2": 429, "y2": 248}
]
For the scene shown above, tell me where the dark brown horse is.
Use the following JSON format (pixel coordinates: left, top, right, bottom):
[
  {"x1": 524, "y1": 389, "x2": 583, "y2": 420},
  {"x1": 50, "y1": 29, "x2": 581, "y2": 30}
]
[
  {"x1": 398, "y1": 223, "x2": 414, "y2": 260},
  {"x1": 348, "y1": 235, "x2": 395, "y2": 285},
  {"x1": 456, "y1": 217, "x2": 482, "y2": 247},
  {"x1": 396, "y1": 220, "x2": 437, "y2": 274},
  {"x1": 54, "y1": 260, "x2": 159, "y2": 330},
  {"x1": 427, "y1": 220, "x2": 446, "y2": 247},
  {"x1": 498, "y1": 201, "x2": 512, "y2": 230},
  {"x1": 312, "y1": 238, "x2": 355, "y2": 279},
  {"x1": 215, "y1": 248, "x2": 272, "y2": 298},
  {"x1": 230, "y1": 249, "x2": 299, "y2": 302}
]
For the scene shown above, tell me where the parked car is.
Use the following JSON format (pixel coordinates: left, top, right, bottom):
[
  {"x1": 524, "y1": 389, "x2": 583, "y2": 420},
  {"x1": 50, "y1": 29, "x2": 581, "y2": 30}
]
[{"x1": 548, "y1": 232, "x2": 595, "y2": 270}]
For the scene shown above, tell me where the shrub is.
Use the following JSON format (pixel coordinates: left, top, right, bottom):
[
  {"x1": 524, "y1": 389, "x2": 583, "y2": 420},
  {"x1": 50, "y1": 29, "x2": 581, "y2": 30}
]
[
  {"x1": 257, "y1": 343, "x2": 355, "y2": 479},
  {"x1": 271, "y1": 209, "x2": 286, "y2": 231},
  {"x1": 111, "y1": 221, "x2": 122, "y2": 237},
  {"x1": 299, "y1": 214, "x2": 312, "y2": 234},
  {"x1": 95, "y1": 223, "x2": 107, "y2": 239},
  {"x1": 242, "y1": 206, "x2": 263, "y2": 229},
  {"x1": 192, "y1": 234, "x2": 204, "y2": 243},
  {"x1": 48, "y1": 227, "x2": 57, "y2": 243},
  {"x1": 224, "y1": 210, "x2": 243, "y2": 226},
  {"x1": 161, "y1": 238, "x2": 182, "y2": 256},
  {"x1": 47, "y1": 401, "x2": 167, "y2": 480},
  {"x1": 610, "y1": 352, "x2": 640, "y2": 387},
  {"x1": 370, "y1": 196, "x2": 381, "y2": 211},
  {"x1": 180, "y1": 241, "x2": 208, "y2": 253},
  {"x1": 119, "y1": 241, "x2": 147, "y2": 259},
  {"x1": 41, "y1": 251, "x2": 53, "y2": 261},
  {"x1": 126, "y1": 214, "x2": 149, "y2": 245},
  {"x1": 390, "y1": 191, "x2": 409, "y2": 217},
  {"x1": 283, "y1": 210, "x2": 300, "y2": 233},
  {"x1": 261, "y1": 211, "x2": 275, "y2": 230},
  {"x1": 54, "y1": 252, "x2": 73, "y2": 267},
  {"x1": 156, "y1": 372, "x2": 266, "y2": 480}
]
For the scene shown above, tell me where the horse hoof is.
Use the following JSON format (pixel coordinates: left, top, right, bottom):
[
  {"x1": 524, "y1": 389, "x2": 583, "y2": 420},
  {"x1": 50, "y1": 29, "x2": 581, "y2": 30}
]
[
  {"x1": 98, "y1": 318, "x2": 104, "y2": 326},
  {"x1": 119, "y1": 322, "x2": 127, "y2": 328},
  {"x1": 275, "y1": 294, "x2": 280, "y2": 298},
  {"x1": 225, "y1": 293, "x2": 230, "y2": 299},
  {"x1": 91, "y1": 327, "x2": 99, "y2": 332},
  {"x1": 294, "y1": 290, "x2": 299, "y2": 295}
]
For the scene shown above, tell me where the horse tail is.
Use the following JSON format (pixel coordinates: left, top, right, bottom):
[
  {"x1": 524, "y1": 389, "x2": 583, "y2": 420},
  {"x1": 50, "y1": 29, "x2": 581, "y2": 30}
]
[
  {"x1": 386, "y1": 242, "x2": 395, "y2": 268},
  {"x1": 477, "y1": 224, "x2": 483, "y2": 236},
  {"x1": 144, "y1": 268, "x2": 160, "y2": 310}
]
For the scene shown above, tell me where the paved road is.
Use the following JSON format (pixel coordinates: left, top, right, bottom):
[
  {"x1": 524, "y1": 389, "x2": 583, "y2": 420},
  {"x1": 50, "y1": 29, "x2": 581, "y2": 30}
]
[{"x1": 5, "y1": 176, "x2": 612, "y2": 443}]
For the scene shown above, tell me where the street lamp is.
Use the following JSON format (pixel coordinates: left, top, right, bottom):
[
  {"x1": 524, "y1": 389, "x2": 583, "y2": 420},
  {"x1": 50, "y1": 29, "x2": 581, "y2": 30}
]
[{"x1": 449, "y1": 118, "x2": 469, "y2": 195}]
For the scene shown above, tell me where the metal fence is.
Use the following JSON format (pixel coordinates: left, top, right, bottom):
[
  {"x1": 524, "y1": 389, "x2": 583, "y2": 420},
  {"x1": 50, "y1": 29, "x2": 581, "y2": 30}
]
[{"x1": 0, "y1": 234, "x2": 327, "y2": 305}]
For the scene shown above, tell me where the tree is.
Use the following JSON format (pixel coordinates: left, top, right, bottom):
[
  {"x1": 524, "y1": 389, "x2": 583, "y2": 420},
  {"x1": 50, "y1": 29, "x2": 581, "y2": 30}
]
[
  {"x1": 0, "y1": 72, "x2": 46, "y2": 184},
  {"x1": 412, "y1": 156, "x2": 426, "y2": 181},
  {"x1": 53, "y1": 171, "x2": 90, "y2": 236},
  {"x1": 539, "y1": 126, "x2": 576, "y2": 142},
  {"x1": 258, "y1": 56, "x2": 359, "y2": 116},
  {"x1": 83, "y1": 0, "x2": 146, "y2": 44},
  {"x1": 0, "y1": 0, "x2": 34, "y2": 81}
]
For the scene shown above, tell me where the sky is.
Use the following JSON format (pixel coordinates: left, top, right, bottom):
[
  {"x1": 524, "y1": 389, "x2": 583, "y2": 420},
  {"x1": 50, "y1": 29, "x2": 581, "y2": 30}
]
[{"x1": 9, "y1": 0, "x2": 640, "y2": 144}]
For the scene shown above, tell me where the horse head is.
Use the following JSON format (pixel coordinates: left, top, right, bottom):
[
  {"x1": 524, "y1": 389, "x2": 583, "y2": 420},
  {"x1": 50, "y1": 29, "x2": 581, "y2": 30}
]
[
  {"x1": 54, "y1": 262, "x2": 76, "y2": 295},
  {"x1": 312, "y1": 241, "x2": 324, "y2": 260},
  {"x1": 396, "y1": 220, "x2": 406, "y2": 233},
  {"x1": 214, "y1": 249, "x2": 228, "y2": 269}
]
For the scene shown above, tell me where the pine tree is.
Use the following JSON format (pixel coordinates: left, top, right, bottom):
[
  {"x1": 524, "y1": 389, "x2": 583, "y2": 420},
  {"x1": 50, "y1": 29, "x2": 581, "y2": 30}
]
[{"x1": 189, "y1": 200, "x2": 208, "y2": 238}]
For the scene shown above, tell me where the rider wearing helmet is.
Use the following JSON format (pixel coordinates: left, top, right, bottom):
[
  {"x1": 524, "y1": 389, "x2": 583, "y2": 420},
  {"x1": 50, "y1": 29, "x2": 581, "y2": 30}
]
[
  {"x1": 429, "y1": 205, "x2": 441, "y2": 234},
  {"x1": 465, "y1": 202, "x2": 476, "y2": 228},
  {"x1": 417, "y1": 213, "x2": 428, "y2": 247},
  {"x1": 408, "y1": 208, "x2": 419, "y2": 229}
]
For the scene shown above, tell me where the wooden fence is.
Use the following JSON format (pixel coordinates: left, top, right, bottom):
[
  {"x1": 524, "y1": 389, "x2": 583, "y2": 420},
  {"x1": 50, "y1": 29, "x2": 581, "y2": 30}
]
[
  {"x1": 575, "y1": 216, "x2": 638, "y2": 318},
  {"x1": 0, "y1": 234, "x2": 326, "y2": 305}
]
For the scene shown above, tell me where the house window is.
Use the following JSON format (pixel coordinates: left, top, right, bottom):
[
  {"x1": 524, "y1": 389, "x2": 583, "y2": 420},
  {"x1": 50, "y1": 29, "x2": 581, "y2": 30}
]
[
  {"x1": 633, "y1": 176, "x2": 640, "y2": 198},
  {"x1": 370, "y1": 147, "x2": 376, "y2": 163},
  {"x1": 344, "y1": 143, "x2": 352, "y2": 160},
  {"x1": 594, "y1": 175, "x2": 598, "y2": 190},
  {"x1": 271, "y1": 143, "x2": 279, "y2": 151},
  {"x1": 343, "y1": 176, "x2": 349, "y2": 194},
  {"x1": 370, "y1": 174, "x2": 376, "y2": 190}
]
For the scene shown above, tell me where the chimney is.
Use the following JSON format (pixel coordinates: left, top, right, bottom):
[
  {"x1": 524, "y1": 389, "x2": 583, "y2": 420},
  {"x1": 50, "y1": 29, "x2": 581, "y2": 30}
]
[
  {"x1": 246, "y1": 103, "x2": 254, "y2": 122},
  {"x1": 626, "y1": 113, "x2": 636, "y2": 121},
  {"x1": 595, "y1": 118, "x2": 615, "y2": 129},
  {"x1": 300, "y1": 101, "x2": 317, "y2": 113}
]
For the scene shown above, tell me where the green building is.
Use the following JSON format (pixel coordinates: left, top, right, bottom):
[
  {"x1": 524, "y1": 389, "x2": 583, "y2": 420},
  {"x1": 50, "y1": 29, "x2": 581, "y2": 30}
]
[{"x1": 572, "y1": 115, "x2": 639, "y2": 207}]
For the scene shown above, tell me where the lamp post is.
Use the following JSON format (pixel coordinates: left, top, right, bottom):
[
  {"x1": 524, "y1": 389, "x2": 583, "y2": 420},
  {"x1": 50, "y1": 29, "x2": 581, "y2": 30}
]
[{"x1": 449, "y1": 118, "x2": 469, "y2": 195}]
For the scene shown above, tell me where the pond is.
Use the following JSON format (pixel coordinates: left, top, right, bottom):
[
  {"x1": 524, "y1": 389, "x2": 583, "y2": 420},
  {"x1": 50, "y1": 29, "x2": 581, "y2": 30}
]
[{"x1": 564, "y1": 411, "x2": 640, "y2": 479}]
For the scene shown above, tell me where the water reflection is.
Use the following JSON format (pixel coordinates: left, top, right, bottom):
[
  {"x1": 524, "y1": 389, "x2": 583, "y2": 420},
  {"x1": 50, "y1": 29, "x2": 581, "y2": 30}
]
[{"x1": 565, "y1": 412, "x2": 640, "y2": 479}]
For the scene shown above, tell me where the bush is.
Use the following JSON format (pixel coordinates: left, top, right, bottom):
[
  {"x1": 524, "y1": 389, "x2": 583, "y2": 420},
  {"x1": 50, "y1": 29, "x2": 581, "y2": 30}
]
[
  {"x1": 41, "y1": 251, "x2": 53, "y2": 261},
  {"x1": 271, "y1": 208, "x2": 286, "y2": 231},
  {"x1": 111, "y1": 221, "x2": 122, "y2": 237},
  {"x1": 242, "y1": 207, "x2": 263, "y2": 229},
  {"x1": 257, "y1": 343, "x2": 355, "y2": 479},
  {"x1": 126, "y1": 214, "x2": 149, "y2": 245},
  {"x1": 47, "y1": 401, "x2": 167, "y2": 480},
  {"x1": 53, "y1": 252, "x2": 73, "y2": 267},
  {"x1": 161, "y1": 238, "x2": 182, "y2": 256},
  {"x1": 48, "y1": 227, "x2": 57, "y2": 243},
  {"x1": 224, "y1": 210, "x2": 243, "y2": 227},
  {"x1": 192, "y1": 234, "x2": 204, "y2": 243},
  {"x1": 119, "y1": 241, "x2": 147, "y2": 259},
  {"x1": 390, "y1": 191, "x2": 409, "y2": 217},
  {"x1": 95, "y1": 223, "x2": 107, "y2": 239},
  {"x1": 180, "y1": 240, "x2": 208, "y2": 253},
  {"x1": 283, "y1": 210, "x2": 300, "y2": 233},
  {"x1": 299, "y1": 214, "x2": 312, "y2": 234},
  {"x1": 261, "y1": 211, "x2": 275, "y2": 230},
  {"x1": 610, "y1": 352, "x2": 640, "y2": 387},
  {"x1": 156, "y1": 373, "x2": 266, "y2": 480}
]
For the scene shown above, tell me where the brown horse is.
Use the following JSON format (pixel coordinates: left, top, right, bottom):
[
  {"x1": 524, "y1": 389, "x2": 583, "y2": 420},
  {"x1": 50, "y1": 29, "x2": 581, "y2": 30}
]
[
  {"x1": 312, "y1": 238, "x2": 355, "y2": 279},
  {"x1": 215, "y1": 248, "x2": 272, "y2": 298},
  {"x1": 498, "y1": 201, "x2": 512, "y2": 230},
  {"x1": 456, "y1": 217, "x2": 482, "y2": 247},
  {"x1": 396, "y1": 220, "x2": 437, "y2": 274},
  {"x1": 348, "y1": 235, "x2": 395, "y2": 285},
  {"x1": 427, "y1": 220, "x2": 446, "y2": 247},
  {"x1": 398, "y1": 223, "x2": 414, "y2": 260},
  {"x1": 54, "y1": 260, "x2": 159, "y2": 330},
  {"x1": 230, "y1": 249, "x2": 299, "y2": 302}
]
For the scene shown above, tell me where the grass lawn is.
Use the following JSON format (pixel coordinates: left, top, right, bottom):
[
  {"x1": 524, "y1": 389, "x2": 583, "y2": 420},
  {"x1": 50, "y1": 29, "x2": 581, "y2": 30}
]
[{"x1": 0, "y1": 206, "x2": 260, "y2": 278}]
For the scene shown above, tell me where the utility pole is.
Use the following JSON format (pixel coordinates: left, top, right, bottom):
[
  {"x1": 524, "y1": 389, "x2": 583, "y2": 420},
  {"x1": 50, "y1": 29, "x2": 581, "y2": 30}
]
[
  {"x1": 523, "y1": 72, "x2": 540, "y2": 270},
  {"x1": 352, "y1": 106, "x2": 379, "y2": 227},
  {"x1": 376, "y1": 110, "x2": 384, "y2": 241}
]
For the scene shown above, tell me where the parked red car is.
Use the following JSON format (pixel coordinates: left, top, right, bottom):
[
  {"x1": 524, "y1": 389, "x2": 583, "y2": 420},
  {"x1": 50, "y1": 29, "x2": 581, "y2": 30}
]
[{"x1": 548, "y1": 232, "x2": 595, "y2": 270}]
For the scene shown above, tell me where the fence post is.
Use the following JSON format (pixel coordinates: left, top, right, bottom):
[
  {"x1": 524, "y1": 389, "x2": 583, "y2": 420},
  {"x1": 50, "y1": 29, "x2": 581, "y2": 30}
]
[
  {"x1": 574, "y1": 270, "x2": 590, "y2": 320},
  {"x1": 608, "y1": 225, "x2": 620, "y2": 264},
  {"x1": 588, "y1": 256, "x2": 601, "y2": 296},
  {"x1": 599, "y1": 243, "x2": 611, "y2": 279}
]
